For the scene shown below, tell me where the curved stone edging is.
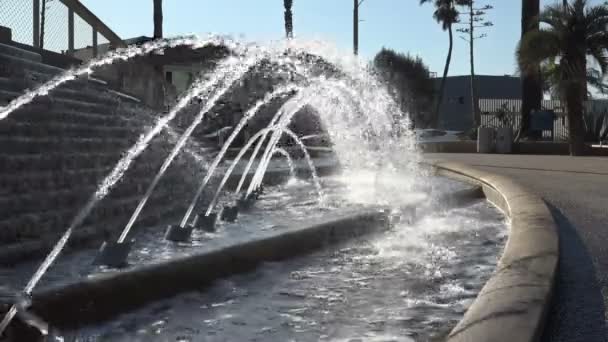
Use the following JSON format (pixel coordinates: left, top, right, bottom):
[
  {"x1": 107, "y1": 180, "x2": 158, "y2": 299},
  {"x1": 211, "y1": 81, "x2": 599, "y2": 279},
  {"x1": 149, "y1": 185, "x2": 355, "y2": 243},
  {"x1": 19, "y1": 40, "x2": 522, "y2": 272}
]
[{"x1": 426, "y1": 160, "x2": 558, "y2": 342}]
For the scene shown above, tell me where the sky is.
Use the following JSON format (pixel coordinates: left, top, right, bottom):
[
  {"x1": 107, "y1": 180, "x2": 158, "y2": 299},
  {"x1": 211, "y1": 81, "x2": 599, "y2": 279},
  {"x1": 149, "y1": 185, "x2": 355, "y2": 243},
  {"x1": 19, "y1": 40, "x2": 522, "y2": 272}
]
[{"x1": 81, "y1": 0, "x2": 606, "y2": 77}]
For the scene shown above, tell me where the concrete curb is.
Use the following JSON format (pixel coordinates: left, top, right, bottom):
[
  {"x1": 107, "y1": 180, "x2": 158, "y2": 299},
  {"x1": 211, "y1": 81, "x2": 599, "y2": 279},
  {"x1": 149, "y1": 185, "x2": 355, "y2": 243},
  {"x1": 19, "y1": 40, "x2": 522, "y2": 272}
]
[{"x1": 424, "y1": 160, "x2": 558, "y2": 342}]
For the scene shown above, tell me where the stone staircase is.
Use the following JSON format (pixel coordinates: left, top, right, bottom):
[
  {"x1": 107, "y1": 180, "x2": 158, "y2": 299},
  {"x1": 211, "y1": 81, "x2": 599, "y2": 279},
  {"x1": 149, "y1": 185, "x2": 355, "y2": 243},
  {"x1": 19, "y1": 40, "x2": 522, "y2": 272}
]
[{"x1": 0, "y1": 43, "x2": 206, "y2": 265}]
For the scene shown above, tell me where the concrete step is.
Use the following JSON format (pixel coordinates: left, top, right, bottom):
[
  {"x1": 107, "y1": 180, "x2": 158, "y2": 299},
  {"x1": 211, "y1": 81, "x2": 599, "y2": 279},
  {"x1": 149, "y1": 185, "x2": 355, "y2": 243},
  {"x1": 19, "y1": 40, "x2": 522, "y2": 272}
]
[
  {"x1": 0, "y1": 151, "x2": 182, "y2": 194},
  {"x1": 0, "y1": 142, "x2": 186, "y2": 177},
  {"x1": 0, "y1": 43, "x2": 42, "y2": 63},
  {"x1": 18, "y1": 70, "x2": 111, "y2": 92},
  {"x1": 50, "y1": 88, "x2": 122, "y2": 106},
  {"x1": 0, "y1": 87, "x2": 120, "y2": 107},
  {"x1": 0, "y1": 162, "x2": 190, "y2": 209},
  {"x1": 0, "y1": 89, "x2": 131, "y2": 114},
  {"x1": 0, "y1": 152, "x2": 123, "y2": 173},
  {"x1": 0, "y1": 76, "x2": 26, "y2": 92},
  {"x1": 0, "y1": 52, "x2": 66, "y2": 78},
  {"x1": 6, "y1": 104, "x2": 148, "y2": 128},
  {"x1": 5, "y1": 108, "x2": 144, "y2": 130},
  {"x1": 0, "y1": 76, "x2": 140, "y2": 107},
  {"x1": 0, "y1": 119, "x2": 142, "y2": 141},
  {"x1": 9, "y1": 203, "x2": 188, "y2": 263},
  {"x1": 0, "y1": 135, "x2": 134, "y2": 154},
  {"x1": 0, "y1": 186, "x2": 191, "y2": 244},
  {"x1": 14, "y1": 69, "x2": 109, "y2": 91}
]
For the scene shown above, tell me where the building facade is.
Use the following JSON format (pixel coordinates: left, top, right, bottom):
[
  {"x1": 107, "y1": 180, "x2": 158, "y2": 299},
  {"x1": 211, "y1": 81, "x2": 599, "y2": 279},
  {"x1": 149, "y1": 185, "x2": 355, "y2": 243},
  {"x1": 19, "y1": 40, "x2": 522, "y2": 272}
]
[{"x1": 434, "y1": 75, "x2": 522, "y2": 131}]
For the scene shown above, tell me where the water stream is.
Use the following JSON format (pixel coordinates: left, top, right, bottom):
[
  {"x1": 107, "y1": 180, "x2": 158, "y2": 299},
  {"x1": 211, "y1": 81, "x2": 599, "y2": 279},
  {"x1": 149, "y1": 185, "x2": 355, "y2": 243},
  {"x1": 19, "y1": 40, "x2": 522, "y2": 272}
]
[{"x1": 0, "y1": 35, "x2": 491, "y2": 340}]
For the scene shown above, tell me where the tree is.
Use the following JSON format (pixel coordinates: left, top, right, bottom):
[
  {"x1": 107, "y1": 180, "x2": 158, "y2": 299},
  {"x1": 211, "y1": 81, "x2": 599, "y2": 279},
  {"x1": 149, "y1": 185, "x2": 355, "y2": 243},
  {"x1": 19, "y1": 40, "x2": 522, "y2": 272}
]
[
  {"x1": 354, "y1": 0, "x2": 366, "y2": 55},
  {"x1": 456, "y1": 0, "x2": 493, "y2": 128},
  {"x1": 374, "y1": 48, "x2": 436, "y2": 127},
  {"x1": 517, "y1": 0, "x2": 542, "y2": 141},
  {"x1": 542, "y1": 61, "x2": 608, "y2": 99},
  {"x1": 284, "y1": 0, "x2": 294, "y2": 39},
  {"x1": 420, "y1": 0, "x2": 459, "y2": 128},
  {"x1": 153, "y1": 0, "x2": 163, "y2": 39},
  {"x1": 518, "y1": 0, "x2": 608, "y2": 155}
]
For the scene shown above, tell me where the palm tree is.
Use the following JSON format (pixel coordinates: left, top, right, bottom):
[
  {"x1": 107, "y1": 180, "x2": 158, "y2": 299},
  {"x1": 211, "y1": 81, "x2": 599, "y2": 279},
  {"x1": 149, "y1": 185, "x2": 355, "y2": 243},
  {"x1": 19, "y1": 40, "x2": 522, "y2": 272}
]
[
  {"x1": 542, "y1": 61, "x2": 608, "y2": 99},
  {"x1": 153, "y1": 0, "x2": 163, "y2": 39},
  {"x1": 284, "y1": 0, "x2": 294, "y2": 39},
  {"x1": 518, "y1": 0, "x2": 608, "y2": 155},
  {"x1": 420, "y1": 0, "x2": 458, "y2": 127},
  {"x1": 518, "y1": 0, "x2": 542, "y2": 140}
]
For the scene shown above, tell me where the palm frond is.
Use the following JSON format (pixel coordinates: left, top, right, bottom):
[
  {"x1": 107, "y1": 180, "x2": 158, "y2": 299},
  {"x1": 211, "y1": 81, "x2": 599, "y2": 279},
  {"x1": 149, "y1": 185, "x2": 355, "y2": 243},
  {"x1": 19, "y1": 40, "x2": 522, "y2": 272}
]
[
  {"x1": 587, "y1": 43, "x2": 608, "y2": 75},
  {"x1": 518, "y1": 29, "x2": 561, "y2": 74},
  {"x1": 587, "y1": 67, "x2": 608, "y2": 94},
  {"x1": 420, "y1": 0, "x2": 458, "y2": 30},
  {"x1": 539, "y1": 5, "x2": 569, "y2": 32},
  {"x1": 585, "y1": 5, "x2": 608, "y2": 33}
]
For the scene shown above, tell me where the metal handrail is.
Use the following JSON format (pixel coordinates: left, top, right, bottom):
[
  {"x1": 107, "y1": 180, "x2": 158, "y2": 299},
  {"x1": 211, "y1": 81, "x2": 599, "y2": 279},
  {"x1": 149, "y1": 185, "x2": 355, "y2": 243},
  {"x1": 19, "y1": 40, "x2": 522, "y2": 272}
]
[{"x1": 58, "y1": 0, "x2": 125, "y2": 49}]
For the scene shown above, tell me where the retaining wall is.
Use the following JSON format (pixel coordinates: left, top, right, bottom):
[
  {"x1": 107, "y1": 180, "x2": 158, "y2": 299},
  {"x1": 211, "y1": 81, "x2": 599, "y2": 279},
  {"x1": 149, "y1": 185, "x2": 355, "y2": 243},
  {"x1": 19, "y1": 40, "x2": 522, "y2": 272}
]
[{"x1": 426, "y1": 160, "x2": 559, "y2": 342}]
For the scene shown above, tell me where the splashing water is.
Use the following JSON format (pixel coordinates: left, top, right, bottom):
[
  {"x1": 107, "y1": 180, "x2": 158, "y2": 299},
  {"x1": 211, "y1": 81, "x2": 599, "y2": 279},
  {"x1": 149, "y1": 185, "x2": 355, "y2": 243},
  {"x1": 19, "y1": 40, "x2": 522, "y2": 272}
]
[
  {"x1": 0, "y1": 36, "x2": 422, "y2": 336},
  {"x1": 204, "y1": 126, "x2": 321, "y2": 217},
  {"x1": 178, "y1": 84, "x2": 301, "y2": 226},
  {"x1": 0, "y1": 39, "x2": 257, "y2": 336},
  {"x1": 14, "y1": 52, "x2": 246, "y2": 300},
  {"x1": 272, "y1": 147, "x2": 296, "y2": 180},
  {"x1": 246, "y1": 81, "x2": 365, "y2": 196},
  {"x1": 117, "y1": 53, "x2": 265, "y2": 243}
]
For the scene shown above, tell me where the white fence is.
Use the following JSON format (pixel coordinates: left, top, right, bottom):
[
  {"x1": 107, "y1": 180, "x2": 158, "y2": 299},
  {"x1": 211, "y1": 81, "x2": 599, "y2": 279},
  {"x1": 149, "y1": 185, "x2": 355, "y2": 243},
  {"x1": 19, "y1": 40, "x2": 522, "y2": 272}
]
[{"x1": 479, "y1": 99, "x2": 608, "y2": 141}]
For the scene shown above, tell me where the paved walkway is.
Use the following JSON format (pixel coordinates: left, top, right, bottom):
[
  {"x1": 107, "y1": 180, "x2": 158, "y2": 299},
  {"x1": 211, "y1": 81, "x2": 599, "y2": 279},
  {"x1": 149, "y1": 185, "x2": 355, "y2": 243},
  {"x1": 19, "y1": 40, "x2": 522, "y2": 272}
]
[{"x1": 423, "y1": 153, "x2": 608, "y2": 342}]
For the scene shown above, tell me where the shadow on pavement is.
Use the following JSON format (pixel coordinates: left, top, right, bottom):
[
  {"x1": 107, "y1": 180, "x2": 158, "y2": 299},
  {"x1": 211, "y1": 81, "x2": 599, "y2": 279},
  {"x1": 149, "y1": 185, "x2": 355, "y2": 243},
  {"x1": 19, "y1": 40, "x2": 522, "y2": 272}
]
[{"x1": 541, "y1": 203, "x2": 608, "y2": 342}]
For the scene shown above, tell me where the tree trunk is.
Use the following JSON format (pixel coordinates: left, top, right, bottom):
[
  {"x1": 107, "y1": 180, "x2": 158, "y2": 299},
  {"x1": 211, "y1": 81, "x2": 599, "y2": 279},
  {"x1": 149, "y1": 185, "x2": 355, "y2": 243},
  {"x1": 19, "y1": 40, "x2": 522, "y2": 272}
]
[
  {"x1": 353, "y1": 0, "x2": 359, "y2": 55},
  {"x1": 433, "y1": 24, "x2": 453, "y2": 128},
  {"x1": 284, "y1": 0, "x2": 293, "y2": 39},
  {"x1": 564, "y1": 34, "x2": 587, "y2": 156},
  {"x1": 518, "y1": 0, "x2": 541, "y2": 141},
  {"x1": 468, "y1": 3, "x2": 480, "y2": 127},
  {"x1": 566, "y1": 82, "x2": 586, "y2": 155},
  {"x1": 153, "y1": 0, "x2": 163, "y2": 39}
]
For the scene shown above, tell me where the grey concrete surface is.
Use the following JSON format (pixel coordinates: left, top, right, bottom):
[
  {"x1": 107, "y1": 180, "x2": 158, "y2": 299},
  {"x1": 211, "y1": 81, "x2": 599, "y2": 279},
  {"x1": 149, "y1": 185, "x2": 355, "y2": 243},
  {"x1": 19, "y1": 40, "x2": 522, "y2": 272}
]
[{"x1": 424, "y1": 153, "x2": 608, "y2": 342}]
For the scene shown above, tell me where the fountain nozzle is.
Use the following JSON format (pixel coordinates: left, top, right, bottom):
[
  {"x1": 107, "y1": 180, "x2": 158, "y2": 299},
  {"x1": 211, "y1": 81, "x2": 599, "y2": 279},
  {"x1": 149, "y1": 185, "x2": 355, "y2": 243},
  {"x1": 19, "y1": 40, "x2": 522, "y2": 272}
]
[
  {"x1": 237, "y1": 193, "x2": 256, "y2": 211},
  {"x1": 221, "y1": 206, "x2": 239, "y2": 222},
  {"x1": 164, "y1": 224, "x2": 194, "y2": 242},
  {"x1": 93, "y1": 241, "x2": 133, "y2": 268},
  {"x1": 194, "y1": 213, "x2": 218, "y2": 232}
]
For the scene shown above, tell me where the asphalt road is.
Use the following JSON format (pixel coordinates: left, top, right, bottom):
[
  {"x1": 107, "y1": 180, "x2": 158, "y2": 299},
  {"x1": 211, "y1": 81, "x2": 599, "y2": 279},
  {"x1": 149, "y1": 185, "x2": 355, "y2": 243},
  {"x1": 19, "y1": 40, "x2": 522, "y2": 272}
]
[{"x1": 423, "y1": 153, "x2": 608, "y2": 342}]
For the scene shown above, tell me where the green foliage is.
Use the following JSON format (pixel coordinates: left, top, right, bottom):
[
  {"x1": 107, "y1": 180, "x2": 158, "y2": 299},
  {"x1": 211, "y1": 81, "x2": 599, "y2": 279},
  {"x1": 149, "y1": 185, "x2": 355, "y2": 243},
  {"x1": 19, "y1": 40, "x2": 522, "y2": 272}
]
[
  {"x1": 518, "y1": 0, "x2": 608, "y2": 154},
  {"x1": 495, "y1": 102, "x2": 514, "y2": 127},
  {"x1": 542, "y1": 59, "x2": 608, "y2": 98},
  {"x1": 373, "y1": 48, "x2": 435, "y2": 127},
  {"x1": 419, "y1": 0, "x2": 459, "y2": 30},
  {"x1": 518, "y1": 0, "x2": 608, "y2": 98},
  {"x1": 464, "y1": 126, "x2": 478, "y2": 140}
]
